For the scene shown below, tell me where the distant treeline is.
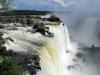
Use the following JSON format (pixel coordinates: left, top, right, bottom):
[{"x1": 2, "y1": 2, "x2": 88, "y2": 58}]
[{"x1": 0, "y1": 10, "x2": 51, "y2": 16}]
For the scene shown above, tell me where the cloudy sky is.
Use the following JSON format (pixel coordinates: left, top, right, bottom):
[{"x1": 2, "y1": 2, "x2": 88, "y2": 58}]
[{"x1": 13, "y1": 0, "x2": 100, "y2": 12}]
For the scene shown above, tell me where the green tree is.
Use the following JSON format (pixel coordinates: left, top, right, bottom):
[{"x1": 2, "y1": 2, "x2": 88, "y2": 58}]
[
  {"x1": 0, "y1": 0, "x2": 13, "y2": 12},
  {"x1": 0, "y1": 58, "x2": 23, "y2": 75},
  {"x1": 0, "y1": 33, "x2": 5, "y2": 45},
  {"x1": 26, "y1": 18, "x2": 33, "y2": 25},
  {"x1": 47, "y1": 15, "x2": 60, "y2": 22}
]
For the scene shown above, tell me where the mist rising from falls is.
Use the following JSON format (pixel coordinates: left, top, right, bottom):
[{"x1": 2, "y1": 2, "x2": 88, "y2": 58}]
[
  {"x1": 3, "y1": 21, "x2": 100, "y2": 75},
  {"x1": 56, "y1": 13, "x2": 100, "y2": 47}
]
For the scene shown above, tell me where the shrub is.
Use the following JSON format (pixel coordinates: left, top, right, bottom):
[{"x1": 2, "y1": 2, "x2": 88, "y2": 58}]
[
  {"x1": 26, "y1": 18, "x2": 33, "y2": 25},
  {"x1": 47, "y1": 15, "x2": 60, "y2": 22},
  {"x1": 0, "y1": 58, "x2": 23, "y2": 75}
]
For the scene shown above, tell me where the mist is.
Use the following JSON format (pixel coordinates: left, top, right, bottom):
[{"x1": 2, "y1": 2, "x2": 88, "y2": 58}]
[{"x1": 56, "y1": 13, "x2": 100, "y2": 47}]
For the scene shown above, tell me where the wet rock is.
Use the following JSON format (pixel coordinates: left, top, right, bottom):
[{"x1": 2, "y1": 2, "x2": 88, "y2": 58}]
[
  {"x1": 67, "y1": 65, "x2": 74, "y2": 70},
  {"x1": 6, "y1": 37, "x2": 14, "y2": 42},
  {"x1": 66, "y1": 50, "x2": 69, "y2": 53},
  {"x1": 75, "y1": 52, "x2": 84, "y2": 59},
  {"x1": 73, "y1": 58, "x2": 78, "y2": 62}
]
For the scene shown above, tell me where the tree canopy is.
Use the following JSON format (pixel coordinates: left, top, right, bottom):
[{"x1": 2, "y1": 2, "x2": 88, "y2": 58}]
[
  {"x1": 0, "y1": 0, "x2": 13, "y2": 11},
  {"x1": 0, "y1": 58, "x2": 23, "y2": 75}
]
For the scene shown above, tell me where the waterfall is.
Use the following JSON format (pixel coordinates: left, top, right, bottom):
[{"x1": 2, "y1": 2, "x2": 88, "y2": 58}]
[
  {"x1": 3, "y1": 23, "x2": 78, "y2": 75},
  {"x1": 37, "y1": 23, "x2": 78, "y2": 75}
]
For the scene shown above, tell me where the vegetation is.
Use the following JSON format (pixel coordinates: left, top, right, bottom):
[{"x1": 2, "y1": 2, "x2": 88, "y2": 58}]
[
  {"x1": 32, "y1": 23, "x2": 54, "y2": 37},
  {"x1": 0, "y1": 32, "x2": 42, "y2": 75},
  {"x1": 26, "y1": 17, "x2": 33, "y2": 25},
  {"x1": 47, "y1": 15, "x2": 61, "y2": 22},
  {"x1": 0, "y1": 33, "x2": 23, "y2": 75},
  {"x1": 0, "y1": 58, "x2": 22, "y2": 75},
  {"x1": 0, "y1": 0, "x2": 13, "y2": 11},
  {"x1": 33, "y1": 23, "x2": 45, "y2": 35},
  {"x1": 0, "y1": 10, "x2": 50, "y2": 16},
  {"x1": 0, "y1": 33, "x2": 5, "y2": 45},
  {"x1": 33, "y1": 15, "x2": 41, "y2": 19},
  {"x1": 0, "y1": 10, "x2": 59, "y2": 75}
]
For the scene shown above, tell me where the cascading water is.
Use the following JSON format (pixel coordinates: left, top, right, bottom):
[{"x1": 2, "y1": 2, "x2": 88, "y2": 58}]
[
  {"x1": 3, "y1": 23, "x2": 79, "y2": 75},
  {"x1": 37, "y1": 23, "x2": 78, "y2": 75}
]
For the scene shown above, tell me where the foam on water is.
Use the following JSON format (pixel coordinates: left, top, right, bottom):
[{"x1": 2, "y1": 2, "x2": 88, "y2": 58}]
[
  {"x1": 37, "y1": 23, "x2": 78, "y2": 75},
  {"x1": 3, "y1": 23, "x2": 79, "y2": 75}
]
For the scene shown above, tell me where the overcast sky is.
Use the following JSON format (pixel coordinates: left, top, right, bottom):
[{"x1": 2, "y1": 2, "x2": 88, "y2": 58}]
[{"x1": 13, "y1": 0, "x2": 100, "y2": 13}]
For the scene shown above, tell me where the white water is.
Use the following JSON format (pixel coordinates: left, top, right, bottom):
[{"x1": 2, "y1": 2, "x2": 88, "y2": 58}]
[
  {"x1": 36, "y1": 23, "x2": 80, "y2": 75},
  {"x1": 2, "y1": 23, "x2": 90, "y2": 75}
]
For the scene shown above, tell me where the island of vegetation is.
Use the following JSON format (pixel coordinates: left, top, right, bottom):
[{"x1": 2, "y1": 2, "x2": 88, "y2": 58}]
[{"x1": 0, "y1": 10, "x2": 61, "y2": 75}]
